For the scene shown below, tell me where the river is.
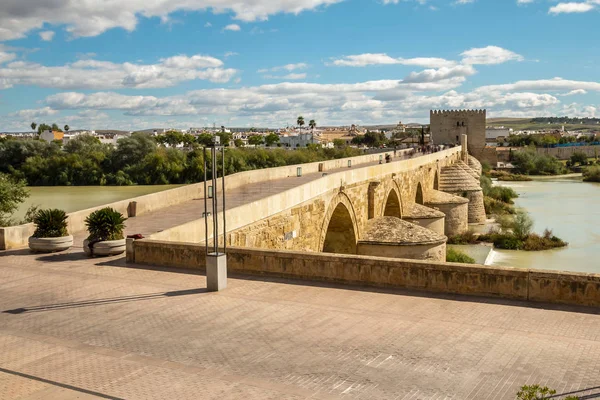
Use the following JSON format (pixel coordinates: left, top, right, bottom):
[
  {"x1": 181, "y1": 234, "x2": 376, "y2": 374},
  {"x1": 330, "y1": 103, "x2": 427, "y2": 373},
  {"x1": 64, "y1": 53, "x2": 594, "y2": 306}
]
[
  {"x1": 488, "y1": 176, "x2": 600, "y2": 273},
  {"x1": 13, "y1": 185, "x2": 182, "y2": 222}
]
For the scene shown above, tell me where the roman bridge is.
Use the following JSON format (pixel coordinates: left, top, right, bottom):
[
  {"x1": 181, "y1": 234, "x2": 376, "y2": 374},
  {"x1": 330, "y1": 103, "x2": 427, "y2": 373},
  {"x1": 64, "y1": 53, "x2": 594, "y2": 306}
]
[{"x1": 145, "y1": 144, "x2": 485, "y2": 262}]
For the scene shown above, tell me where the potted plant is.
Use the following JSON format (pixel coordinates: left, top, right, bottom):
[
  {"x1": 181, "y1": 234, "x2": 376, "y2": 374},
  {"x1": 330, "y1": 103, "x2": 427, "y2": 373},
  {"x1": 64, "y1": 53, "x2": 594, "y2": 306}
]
[
  {"x1": 83, "y1": 207, "x2": 127, "y2": 257},
  {"x1": 28, "y1": 209, "x2": 73, "y2": 253}
]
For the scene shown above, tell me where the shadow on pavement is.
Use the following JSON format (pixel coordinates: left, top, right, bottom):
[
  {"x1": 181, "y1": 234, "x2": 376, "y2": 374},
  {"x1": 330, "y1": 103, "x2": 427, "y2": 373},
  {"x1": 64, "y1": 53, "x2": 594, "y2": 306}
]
[
  {"x1": 0, "y1": 366, "x2": 124, "y2": 399},
  {"x1": 3, "y1": 288, "x2": 207, "y2": 314},
  {"x1": 550, "y1": 386, "x2": 600, "y2": 399}
]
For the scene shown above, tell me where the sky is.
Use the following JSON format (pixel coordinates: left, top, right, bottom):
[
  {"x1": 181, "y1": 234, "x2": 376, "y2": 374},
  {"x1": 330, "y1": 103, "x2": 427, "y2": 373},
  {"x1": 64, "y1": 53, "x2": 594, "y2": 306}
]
[{"x1": 0, "y1": 0, "x2": 599, "y2": 131}]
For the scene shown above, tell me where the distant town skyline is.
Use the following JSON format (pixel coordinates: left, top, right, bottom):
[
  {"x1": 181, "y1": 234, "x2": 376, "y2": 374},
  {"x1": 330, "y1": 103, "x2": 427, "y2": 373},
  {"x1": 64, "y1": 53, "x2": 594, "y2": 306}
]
[{"x1": 0, "y1": 0, "x2": 599, "y2": 131}]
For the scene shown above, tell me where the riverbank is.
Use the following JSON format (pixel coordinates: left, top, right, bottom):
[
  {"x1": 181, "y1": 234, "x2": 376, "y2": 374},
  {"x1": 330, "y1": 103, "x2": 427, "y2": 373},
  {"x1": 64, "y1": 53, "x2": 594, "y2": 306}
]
[
  {"x1": 488, "y1": 178, "x2": 600, "y2": 273},
  {"x1": 13, "y1": 185, "x2": 182, "y2": 221}
]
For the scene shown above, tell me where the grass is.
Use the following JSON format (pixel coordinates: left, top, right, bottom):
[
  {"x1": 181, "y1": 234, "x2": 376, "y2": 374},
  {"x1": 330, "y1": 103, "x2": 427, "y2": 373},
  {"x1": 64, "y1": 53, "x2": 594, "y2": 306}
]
[{"x1": 446, "y1": 248, "x2": 476, "y2": 264}]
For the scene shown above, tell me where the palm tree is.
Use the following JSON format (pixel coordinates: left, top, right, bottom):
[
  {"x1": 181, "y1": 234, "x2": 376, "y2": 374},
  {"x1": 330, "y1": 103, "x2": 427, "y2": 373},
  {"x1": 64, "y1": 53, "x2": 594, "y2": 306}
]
[
  {"x1": 309, "y1": 119, "x2": 316, "y2": 131},
  {"x1": 30, "y1": 122, "x2": 37, "y2": 132},
  {"x1": 64, "y1": 125, "x2": 70, "y2": 132},
  {"x1": 297, "y1": 116, "x2": 305, "y2": 129}
]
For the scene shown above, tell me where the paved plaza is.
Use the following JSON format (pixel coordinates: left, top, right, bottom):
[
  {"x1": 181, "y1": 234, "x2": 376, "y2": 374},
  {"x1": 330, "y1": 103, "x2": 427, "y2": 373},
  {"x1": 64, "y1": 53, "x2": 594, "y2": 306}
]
[{"x1": 1, "y1": 248, "x2": 600, "y2": 399}]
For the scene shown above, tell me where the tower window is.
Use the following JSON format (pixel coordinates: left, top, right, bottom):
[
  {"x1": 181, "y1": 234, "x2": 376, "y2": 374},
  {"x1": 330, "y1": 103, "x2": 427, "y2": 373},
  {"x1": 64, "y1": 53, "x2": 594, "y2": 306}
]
[{"x1": 457, "y1": 122, "x2": 460, "y2": 127}]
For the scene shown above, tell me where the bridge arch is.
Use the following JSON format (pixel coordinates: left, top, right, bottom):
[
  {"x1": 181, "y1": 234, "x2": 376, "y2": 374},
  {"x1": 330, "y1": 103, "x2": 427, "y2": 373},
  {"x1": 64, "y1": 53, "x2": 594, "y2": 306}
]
[
  {"x1": 415, "y1": 182, "x2": 424, "y2": 205},
  {"x1": 319, "y1": 192, "x2": 359, "y2": 255},
  {"x1": 382, "y1": 183, "x2": 403, "y2": 219}
]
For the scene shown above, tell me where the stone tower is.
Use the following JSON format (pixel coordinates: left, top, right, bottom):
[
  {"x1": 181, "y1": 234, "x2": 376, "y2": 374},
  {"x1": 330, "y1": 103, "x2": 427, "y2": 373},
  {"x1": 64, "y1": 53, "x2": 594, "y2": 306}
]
[{"x1": 430, "y1": 110, "x2": 486, "y2": 160}]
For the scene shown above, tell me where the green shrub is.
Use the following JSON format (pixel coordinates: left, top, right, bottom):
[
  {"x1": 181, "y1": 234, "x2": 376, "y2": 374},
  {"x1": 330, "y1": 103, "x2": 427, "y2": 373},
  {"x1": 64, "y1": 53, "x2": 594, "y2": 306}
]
[
  {"x1": 493, "y1": 234, "x2": 523, "y2": 250},
  {"x1": 32, "y1": 209, "x2": 69, "y2": 238},
  {"x1": 522, "y1": 229, "x2": 568, "y2": 251},
  {"x1": 447, "y1": 230, "x2": 479, "y2": 245},
  {"x1": 487, "y1": 186, "x2": 518, "y2": 204},
  {"x1": 0, "y1": 173, "x2": 29, "y2": 226},
  {"x1": 446, "y1": 248, "x2": 475, "y2": 264},
  {"x1": 583, "y1": 165, "x2": 600, "y2": 182},
  {"x1": 512, "y1": 210, "x2": 534, "y2": 240},
  {"x1": 484, "y1": 196, "x2": 515, "y2": 216},
  {"x1": 512, "y1": 148, "x2": 566, "y2": 175},
  {"x1": 570, "y1": 151, "x2": 588, "y2": 166},
  {"x1": 85, "y1": 207, "x2": 127, "y2": 241},
  {"x1": 516, "y1": 384, "x2": 578, "y2": 400}
]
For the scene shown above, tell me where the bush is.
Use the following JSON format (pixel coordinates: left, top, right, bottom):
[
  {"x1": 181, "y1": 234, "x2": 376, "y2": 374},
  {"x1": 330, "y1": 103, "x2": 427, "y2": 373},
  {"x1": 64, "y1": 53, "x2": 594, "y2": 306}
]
[
  {"x1": 516, "y1": 384, "x2": 579, "y2": 400},
  {"x1": 484, "y1": 196, "x2": 515, "y2": 216},
  {"x1": 85, "y1": 207, "x2": 127, "y2": 241},
  {"x1": 570, "y1": 151, "x2": 588, "y2": 166},
  {"x1": 493, "y1": 234, "x2": 523, "y2": 250},
  {"x1": 0, "y1": 172, "x2": 29, "y2": 226},
  {"x1": 522, "y1": 229, "x2": 568, "y2": 251},
  {"x1": 446, "y1": 248, "x2": 476, "y2": 264},
  {"x1": 512, "y1": 210, "x2": 534, "y2": 240},
  {"x1": 32, "y1": 209, "x2": 69, "y2": 238},
  {"x1": 583, "y1": 165, "x2": 600, "y2": 182},
  {"x1": 446, "y1": 230, "x2": 479, "y2": 245},
  {"x1": 512, "y1": 148, "x2": 566, "y2": 175}
]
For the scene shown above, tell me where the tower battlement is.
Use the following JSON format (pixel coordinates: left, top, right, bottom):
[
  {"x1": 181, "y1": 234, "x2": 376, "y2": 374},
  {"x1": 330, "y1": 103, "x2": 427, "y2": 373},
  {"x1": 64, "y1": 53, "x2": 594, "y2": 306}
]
[{"x1": 430, "y1": 110, "x2": 486, "y2": 117}]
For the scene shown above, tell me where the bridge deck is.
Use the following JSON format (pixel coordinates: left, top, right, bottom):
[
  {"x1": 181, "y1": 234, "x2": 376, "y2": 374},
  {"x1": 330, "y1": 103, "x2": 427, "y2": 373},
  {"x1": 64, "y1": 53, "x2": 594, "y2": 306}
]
[
  {"x1": 73, "y1": 153, "x2": 413, "y2": 244},
  {"x1": 1, "y1": 250, "x2": 599, "y2": 399}
]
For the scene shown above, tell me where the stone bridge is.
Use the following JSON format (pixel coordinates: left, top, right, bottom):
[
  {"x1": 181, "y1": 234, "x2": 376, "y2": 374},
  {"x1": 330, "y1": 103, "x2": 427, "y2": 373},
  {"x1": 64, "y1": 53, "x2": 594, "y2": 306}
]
[{"x1": 148, "y1": 143, "x2": 485, "y2": 263}]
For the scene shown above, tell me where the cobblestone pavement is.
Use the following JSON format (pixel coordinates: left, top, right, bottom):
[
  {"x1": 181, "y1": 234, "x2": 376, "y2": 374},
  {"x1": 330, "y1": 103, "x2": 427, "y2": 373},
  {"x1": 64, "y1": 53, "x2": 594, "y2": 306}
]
[{"x1": 1, "y1": 249, "x2": 600, "y2": 399}]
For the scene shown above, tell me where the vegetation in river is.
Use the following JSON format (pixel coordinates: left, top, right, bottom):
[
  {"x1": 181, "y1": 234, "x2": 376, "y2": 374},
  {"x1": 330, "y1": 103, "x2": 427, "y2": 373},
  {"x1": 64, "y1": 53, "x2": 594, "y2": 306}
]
[
  {"x1": 446, "y1": 248, "x2": 475, "y2": 264},
  {"x1": 0, "y1": 173, "x2": 30, "y2": 226},
  {"x1": 478, "y1": 212, "x2": 567, "y2": 251},
  {"x1": 480, "y1": 175, "x2": 519, "y2": 216},
  {"x1": 582, "y1": 165, "x2": 600, "y2": 182},
  {"x1": 489, "y1": 170, "x2": 532, "y2": 181}
]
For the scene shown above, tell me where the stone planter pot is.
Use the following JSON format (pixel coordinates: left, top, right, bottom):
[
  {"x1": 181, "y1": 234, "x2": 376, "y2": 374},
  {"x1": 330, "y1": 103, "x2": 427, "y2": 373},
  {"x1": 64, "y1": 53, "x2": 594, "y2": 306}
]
[
  {"x1": 28, "y1": 235, "x2": 73, "y2": 253},
  {"x1": 83, "y1": 239, "x2": 126, "y2": 257}
]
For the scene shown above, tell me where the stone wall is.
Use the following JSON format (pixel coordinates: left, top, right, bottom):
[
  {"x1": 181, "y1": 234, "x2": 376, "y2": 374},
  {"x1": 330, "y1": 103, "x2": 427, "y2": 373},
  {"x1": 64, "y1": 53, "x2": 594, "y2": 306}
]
[
  {"x1": 497, "y1": 145, "x2": 600, "y2": 162},
  {"x1": 131, "y1": 239, "x2": 600, "y2": 307}
]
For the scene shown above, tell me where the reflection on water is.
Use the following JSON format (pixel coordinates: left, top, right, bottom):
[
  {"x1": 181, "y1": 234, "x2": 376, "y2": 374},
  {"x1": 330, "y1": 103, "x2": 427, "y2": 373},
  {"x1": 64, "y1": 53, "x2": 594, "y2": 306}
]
[
  {"x1": 489, "y1": 177, "x2": 600, "y2": 273},
  {"x1": 14, "y1": 185, "x2": 182, "y2": 221}
]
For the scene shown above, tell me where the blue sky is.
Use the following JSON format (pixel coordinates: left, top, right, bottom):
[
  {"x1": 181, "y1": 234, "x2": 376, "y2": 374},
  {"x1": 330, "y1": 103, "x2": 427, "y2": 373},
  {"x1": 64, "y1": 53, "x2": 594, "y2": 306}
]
[{"x1": 0, "y1": 0, "x2": 599, "y2": 131}]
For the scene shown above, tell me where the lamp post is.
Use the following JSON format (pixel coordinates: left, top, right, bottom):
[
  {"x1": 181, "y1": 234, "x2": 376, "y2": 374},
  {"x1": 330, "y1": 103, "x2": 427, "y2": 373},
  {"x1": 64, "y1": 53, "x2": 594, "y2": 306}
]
[{"x1": 203, "y1": 135, "x2": 227, "y2": 291}]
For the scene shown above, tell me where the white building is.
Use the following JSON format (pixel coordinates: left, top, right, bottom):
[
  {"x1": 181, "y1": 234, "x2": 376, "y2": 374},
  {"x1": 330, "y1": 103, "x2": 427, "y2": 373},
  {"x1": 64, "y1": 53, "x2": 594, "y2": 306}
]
[{"x1": 279, "y1": 133, "x2": 319, "y2": 148}]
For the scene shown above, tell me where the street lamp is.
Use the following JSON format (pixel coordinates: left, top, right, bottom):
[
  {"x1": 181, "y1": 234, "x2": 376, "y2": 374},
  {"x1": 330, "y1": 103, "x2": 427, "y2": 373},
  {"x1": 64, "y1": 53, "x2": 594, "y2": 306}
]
[{"x1": 203, "y1": 135, "x2": 227, "y2": 291}]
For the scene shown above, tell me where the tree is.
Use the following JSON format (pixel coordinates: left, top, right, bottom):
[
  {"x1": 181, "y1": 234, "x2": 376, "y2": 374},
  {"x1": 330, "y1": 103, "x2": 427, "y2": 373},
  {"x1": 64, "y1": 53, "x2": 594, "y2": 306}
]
[
  {"x1": 37, "y1": 123, "x2": 52, "y2": 134},
  {"x1": 309, "y1": 119, "x2": 316, "y2": 130},
  {"x1": 196, "y1": 133, "x2": 214, "y2": 147},
  {"x1": 111, "y1": 133, "x2": 156, "y2": 171},
  {"x1": 234, "y1": 139, "x2": 244, "y2": 148},
  {"x1": 264, "y1": 133, "x2": 280, "y2": 147},
  {"x1": 333, "y1": 139, "x2": 345, "y2": 148},
  {"x1": 51, "y1": 123, "x2": 61, "y2": 132},
  {"x1": 216, "y1": 131, "x2": 232, "y2": 146},
  {"x1": 182, "y1": 133, "x2": 196, "y2": 148},
  {"x1": 248, "y1": 135, "x2": 264, "y2": 146},
  {"x1": 351, "y1": 136, "x2": 364, "y2": 146},
  {"x1": 0, "y1": 173, "x2": 29, "y2": 226},
  {"x1": 64, "y1": 125, "x2": 70, "y2": 132},
  {"x1": 570, "y1": 151, "x2": 588, "y2": 166},
  {"x1": 163, "y1": 131, "x2": 184, "y2": 147},
  {"x1": 31, "y1": 122, "x2": 37, "y2": 132},
  {"x1": 297, "y1": 116, "x2": 305, "y2": 129},
  {"x1": 362, "y1": 131, "x2": 387, "y2": 148}
]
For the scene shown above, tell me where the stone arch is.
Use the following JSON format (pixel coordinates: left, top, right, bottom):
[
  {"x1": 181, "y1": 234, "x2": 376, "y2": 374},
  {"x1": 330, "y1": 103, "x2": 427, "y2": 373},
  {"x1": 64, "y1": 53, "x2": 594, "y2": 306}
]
[
  {"x1": 319, "y1": 192, "x2": 359, "y2": 255},
  {"x1": 415, "y1": 182, "x2": 424, "y2": 205},
  {"x1": 382, "y1": 184, "x2": 403, "y2": 218}
]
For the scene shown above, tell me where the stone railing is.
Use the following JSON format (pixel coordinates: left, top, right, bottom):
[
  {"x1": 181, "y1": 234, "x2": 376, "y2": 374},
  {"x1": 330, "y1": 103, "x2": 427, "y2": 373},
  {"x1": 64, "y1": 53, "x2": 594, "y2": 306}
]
[{"x1": 129, "y1": 239, "x2": 600, "y2": 307}]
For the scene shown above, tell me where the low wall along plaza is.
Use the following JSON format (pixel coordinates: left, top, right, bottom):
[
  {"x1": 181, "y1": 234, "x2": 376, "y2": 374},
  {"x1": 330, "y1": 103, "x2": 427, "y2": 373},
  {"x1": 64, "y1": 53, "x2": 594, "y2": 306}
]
[{"x1": 131, "y1": 239, "x2": 600, "y2": 307}]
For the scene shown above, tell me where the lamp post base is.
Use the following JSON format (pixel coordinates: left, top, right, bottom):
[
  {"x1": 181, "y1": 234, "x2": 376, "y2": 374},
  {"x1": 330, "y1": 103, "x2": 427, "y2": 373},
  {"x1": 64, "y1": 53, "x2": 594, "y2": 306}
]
[{"x1": 206, "y1": 253, "x2": 227, "y2": 291}]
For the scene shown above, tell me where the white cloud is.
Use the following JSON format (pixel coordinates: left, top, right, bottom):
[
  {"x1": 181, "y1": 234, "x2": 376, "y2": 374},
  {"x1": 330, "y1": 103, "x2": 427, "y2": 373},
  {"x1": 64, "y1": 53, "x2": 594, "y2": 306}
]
[
  {"x1": 549, "y1": 2, "x2": 596, "y2": 14},
  {"x1": 258, "y1": 63, "x2": 308, "y2": 73},
  {"x1": 561, "y1": 89, "x2": 588, "y2": 96},
  {"x1": 204, "y1": 22, "x2": 212, "y2": 27},
  {"x1": 461, "y1": 46, "x2": 524, "y2": 65},
  {"x1": 224, "y1": 51, "x2": 238, "y2": 58},
  {"x1": 402, "y1": 65, "x2": 476, "y2": 83},
  {"x1": 9, "y1": 106, "x2": 58, "y2": 119},
  {"x1": 39, "y1": 30, "x2": 55, "y2": 41},
  {"x1": 0, "y1": 54, "x2": 236, "y2": 90},
  {"x1": 517, "y1": 0, "x2": 534, "y2": 4},
  {"x1": 329, "y1": 53, "x2": 456, "y2": 68},
  {"x1": 477, "y1": 77, "x2": 600, "y2": 93},
  {"x1": 263, "y1": 72, "x2": 307, "y2": 80},
  {"x1": 0, "y1": 0, "x2": 342, "y2": 41},
  {"x1": 223, "y1": 24, "x2": 241, "y2": 31},
  {"x1": 0, "y1": 51, "x2": 16, "y2": 64}
]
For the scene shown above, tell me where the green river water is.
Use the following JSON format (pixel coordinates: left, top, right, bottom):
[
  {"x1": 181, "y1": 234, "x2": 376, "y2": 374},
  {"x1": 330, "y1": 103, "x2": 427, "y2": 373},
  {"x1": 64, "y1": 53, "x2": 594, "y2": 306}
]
[
  {"x1": 489, "y1": 177, "x2": 600, "y2": 273},
  {"x1": 13, "y1": 185, "x2": 181, "y2": 222}
]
